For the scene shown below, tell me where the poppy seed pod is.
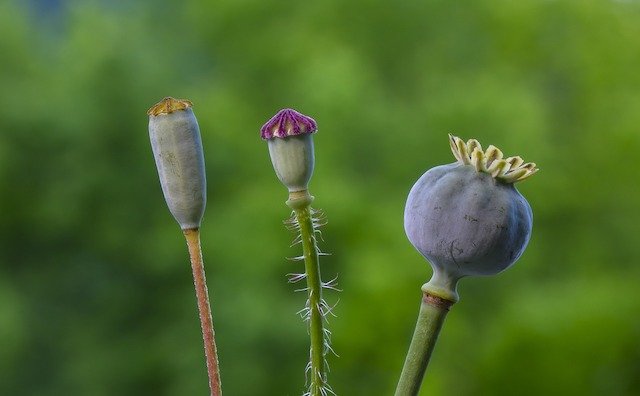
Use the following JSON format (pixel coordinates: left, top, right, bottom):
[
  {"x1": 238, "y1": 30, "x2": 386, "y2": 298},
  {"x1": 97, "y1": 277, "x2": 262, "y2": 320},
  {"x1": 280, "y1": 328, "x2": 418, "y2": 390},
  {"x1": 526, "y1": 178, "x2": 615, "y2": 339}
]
[
  {"x1": 404, "y1": 135, "x2": 537, "y2": 301},
  {"x1": 261, "y1": 109, "x2": 317, "y2": 194},
  {"x1": 148, "y1": 97, "x2": 206, "y2": 230}
]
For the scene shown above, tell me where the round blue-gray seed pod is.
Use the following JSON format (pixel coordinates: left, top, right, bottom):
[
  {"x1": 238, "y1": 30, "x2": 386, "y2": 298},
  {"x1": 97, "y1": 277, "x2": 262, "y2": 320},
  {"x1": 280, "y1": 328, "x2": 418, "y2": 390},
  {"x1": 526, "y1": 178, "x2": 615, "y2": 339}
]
[
  {"x1": 405, "y1": 163, "x2": 532, "y2": 279},
  {"x1": 404, "y1": 135, "x2": 538, "y2": 301}
]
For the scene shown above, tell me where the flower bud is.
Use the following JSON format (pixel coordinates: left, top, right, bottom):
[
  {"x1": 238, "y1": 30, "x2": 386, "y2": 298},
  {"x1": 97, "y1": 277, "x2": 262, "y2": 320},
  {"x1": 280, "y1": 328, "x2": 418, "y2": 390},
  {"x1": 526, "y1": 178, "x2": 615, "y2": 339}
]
[
  {"x1": 148, "y1": 97, "x2": 206, "y2": 230},
  {"x1": 261, "y1": 109, "x2": 317, "y2": 206},
  {"x1": 404, "y1": 135, "x2": 537, "y2": 301}
]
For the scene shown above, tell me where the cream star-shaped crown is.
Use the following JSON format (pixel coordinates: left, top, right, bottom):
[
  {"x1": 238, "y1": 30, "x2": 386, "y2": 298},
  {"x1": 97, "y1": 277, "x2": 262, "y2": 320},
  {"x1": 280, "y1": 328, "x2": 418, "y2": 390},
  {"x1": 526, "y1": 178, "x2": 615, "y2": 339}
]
[{"x1": 449, "y1": 134, "x2": 538, "y2": 183}]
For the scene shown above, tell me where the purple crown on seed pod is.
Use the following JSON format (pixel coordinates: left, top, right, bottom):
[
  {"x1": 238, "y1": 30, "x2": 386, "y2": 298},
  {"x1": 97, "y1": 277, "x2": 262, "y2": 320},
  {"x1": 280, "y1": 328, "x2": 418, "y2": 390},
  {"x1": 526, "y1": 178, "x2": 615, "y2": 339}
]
[{"x1": 260, "y1": 108, "x2": 318, "y2": 140}]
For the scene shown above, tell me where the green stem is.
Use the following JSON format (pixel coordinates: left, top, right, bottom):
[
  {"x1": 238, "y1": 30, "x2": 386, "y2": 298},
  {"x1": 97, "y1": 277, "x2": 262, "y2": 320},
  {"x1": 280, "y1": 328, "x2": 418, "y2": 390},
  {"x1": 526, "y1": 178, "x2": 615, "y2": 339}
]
[
  {"x1": 288, "y1": 192, "x2": 326, "y2": 396},
  {"x1": 394, "y1": 292, "x2": 455, "y2": 396}
]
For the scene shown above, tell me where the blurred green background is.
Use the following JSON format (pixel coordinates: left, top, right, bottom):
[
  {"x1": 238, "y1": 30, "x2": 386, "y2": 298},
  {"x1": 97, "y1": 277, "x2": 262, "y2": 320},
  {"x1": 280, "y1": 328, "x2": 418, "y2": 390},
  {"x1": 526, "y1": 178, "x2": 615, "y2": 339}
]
[{"x1": 1, "y1": 0, "x2": 639, "y2": 395}]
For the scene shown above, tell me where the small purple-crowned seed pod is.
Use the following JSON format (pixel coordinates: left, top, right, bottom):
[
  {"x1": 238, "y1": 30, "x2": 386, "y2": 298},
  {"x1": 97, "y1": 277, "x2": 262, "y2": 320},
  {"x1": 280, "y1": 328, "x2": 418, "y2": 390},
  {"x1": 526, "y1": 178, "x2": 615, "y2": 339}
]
[
  {"x1": 261, "y1": 109, "x2": 317, "y2": 209},
  {"x1": 404, "y1": 135, "x2": 538, "y2": 302},
  {"x1": 148, "y1": 97, "x2": 206, "y2": 230}
]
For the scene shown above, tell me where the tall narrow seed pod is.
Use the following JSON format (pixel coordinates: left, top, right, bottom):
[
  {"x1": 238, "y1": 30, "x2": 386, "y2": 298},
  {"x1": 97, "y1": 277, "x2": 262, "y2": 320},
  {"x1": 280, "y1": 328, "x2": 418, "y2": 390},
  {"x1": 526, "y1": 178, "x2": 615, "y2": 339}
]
[
  {"x1": 148, "y1": 97, "x2": 222, "y2": 396},
  {"x1": 148, "y1": 97, "x2": 206, "y2": 230}
]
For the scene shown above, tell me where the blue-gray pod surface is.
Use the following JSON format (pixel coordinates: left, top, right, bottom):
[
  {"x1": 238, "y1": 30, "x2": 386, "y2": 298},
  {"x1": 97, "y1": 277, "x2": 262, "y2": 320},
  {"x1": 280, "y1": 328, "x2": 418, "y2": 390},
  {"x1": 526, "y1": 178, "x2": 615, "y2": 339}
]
[
  {"x1": 405, "y1": 135, "x2": 537, "y2": 283},
  {"x1": 405, "y1": 163, "x2": 532, "y2": 278}
]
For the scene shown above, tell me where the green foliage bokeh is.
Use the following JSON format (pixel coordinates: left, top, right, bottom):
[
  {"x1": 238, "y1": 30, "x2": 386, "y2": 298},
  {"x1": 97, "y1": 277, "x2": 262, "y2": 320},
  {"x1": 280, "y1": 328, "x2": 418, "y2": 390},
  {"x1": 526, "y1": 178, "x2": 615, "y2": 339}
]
[{"x1": 1, "y1": 0, "x2": 639, "y2": 395}]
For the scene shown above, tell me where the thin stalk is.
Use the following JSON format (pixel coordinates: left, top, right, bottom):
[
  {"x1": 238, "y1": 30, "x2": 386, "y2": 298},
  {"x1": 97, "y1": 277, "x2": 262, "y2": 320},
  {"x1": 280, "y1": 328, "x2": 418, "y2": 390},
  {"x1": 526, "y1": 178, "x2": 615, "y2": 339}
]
[
  {"x1": 293, "y1": 205, "x2": 326, "y2": 396},
  {"x1": 184, "y1": 228, "x2": 222, "y2": 396},
  {"x1": 394, "y1": 293, "x2": 455, "y2": 396}
]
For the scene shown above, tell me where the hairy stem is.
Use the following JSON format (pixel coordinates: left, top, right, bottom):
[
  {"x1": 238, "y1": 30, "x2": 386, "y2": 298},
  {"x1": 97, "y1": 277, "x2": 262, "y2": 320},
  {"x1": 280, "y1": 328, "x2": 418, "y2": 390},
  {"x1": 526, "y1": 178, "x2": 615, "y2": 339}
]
[
  {"x1": 292, "y1": 203, "x2": 326, "y2": 396},
  {"x1": 184, "y1": 228, "x2": 222, "y2": 396},
  {"x1": 394, "y1": 293, "x2": 455, "y2": 396}
]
